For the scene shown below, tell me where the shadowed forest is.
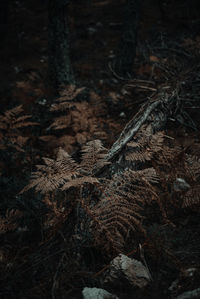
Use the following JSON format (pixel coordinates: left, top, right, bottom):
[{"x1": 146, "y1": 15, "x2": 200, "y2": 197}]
[{"x1": 0, "y1": 1, "x2": 200, "y2": 298}]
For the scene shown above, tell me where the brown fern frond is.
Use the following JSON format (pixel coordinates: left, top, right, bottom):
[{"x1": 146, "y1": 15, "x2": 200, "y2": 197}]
[
  {"x1": 0, "y1": 105, "x2": 37, "y2": 131},
  {"x1": 50, "y1": 85, "x2": 85, "y2": 111},
  {"x1": 50, "y1": 99, "x2": 103, "y2": 145},
  {"x1": 80, "y1": 140, "x2": 110, "y2": 174},
  {"x1": 181, "y1": 152, "x2": 200, "y2": 208},
  {"x1": 59, "y1": 85, "x2": 85, "y2": 100},
  {"x1": 11, "y1": 136, "x2": 29, "y2": 152},
  {"x1": 182, "y1": 185, "x2": 200, "y2": 208},
  {"x1": 49, "y1": 86, "x2": 108, "y2": 148},
  {"x1": 126, "y1": 150, "x2": 152, "y2": 162},
  {"x1": 185, "y1": 154, "x2": 200, "y2": 181},
  {"x1": 126, "y1": 127, "x2": 164, "y2": 162},
  {"x1": 91, "y1": 196, "x2": 144, "y2": 252},
  {"x1": 0, "y1": 105, "x2": 37, "y2": 152},
  {"x1": 49, "y1": 115, "x2": 71, "y2": 130},
  {"x1": 90, "y1": 167, "x2": 159, "y2": 251},
  {"x1": 62, "y1": 177, "x2": 99, "y2": 191},
  {"x1": 20, "y1": 148, "x2": 80, "y2": 194},
  {"x1": 4, "y1": 105, "x2": 24, "y2": 120},
  {"x1": 0, "y1": 209, "x2": 22, "y2": 233},
  {"x1": 113, "y1": 168, "x2": 159, "y2": 188}
]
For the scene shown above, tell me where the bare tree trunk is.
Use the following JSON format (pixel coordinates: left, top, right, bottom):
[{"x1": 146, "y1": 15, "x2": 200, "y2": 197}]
[
  {"x1": 48, "y1": 0, "x2": 74, "y2": 92},
  {"x1": 0, "y1": 0, "x2": 9, "y2": 44},
  {"x1": 113, "y1": 0, "x2": 140, "y2": 78}
]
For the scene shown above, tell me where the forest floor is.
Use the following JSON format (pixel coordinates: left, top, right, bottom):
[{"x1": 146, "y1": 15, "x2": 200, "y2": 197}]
[{"x1": 0, "y1": 0, "x2": 200, "y2": 298}]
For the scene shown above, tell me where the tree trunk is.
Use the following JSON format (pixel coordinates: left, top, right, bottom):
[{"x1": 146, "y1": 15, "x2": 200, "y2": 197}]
[
  {"x1": 0, "y1": 0, "x2": 9, "y2": 44},
  {"x1": 48, "y1": 0, "x2": 74, "y2": 91},
  {"x1": 113, "y1": 0, "x2": 140, "y2": 78}
]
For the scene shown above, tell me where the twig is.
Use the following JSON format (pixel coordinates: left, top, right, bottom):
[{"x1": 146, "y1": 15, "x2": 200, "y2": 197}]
[
  {"x1": 108, "y1": 62, "x2": 129, "y2": 81},
  {"x1": 128, "y1": 78, "x2": 156, "y2": 85},
  {"x1": 126, "y1": 84, "x2": 157, "y2": 92},
  {"x1": 139, "y1": 244, "x2": 153, "y2": 281},
  {"x1": 93, "y1": 264, "x2": 110, "y2": 278}
]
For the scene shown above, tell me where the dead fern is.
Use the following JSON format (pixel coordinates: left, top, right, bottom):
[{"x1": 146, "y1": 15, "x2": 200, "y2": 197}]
[
  {"x1": 181, "y1": 152, "x2": 200, "y2": 208},
  {"x1": 80, "y1": 139, "x2": 110, "y2": 174},
  {"x1": 126, "y1": 125, "x2": 165, "y2": 162},
  {"x1": 0, "y1": 209, "x2": 22, "y2": 233},
  {"x1": 184, "y1": 154, "x2": 200, "y2": 181},
  {"x1": 50, "y1": 85, "x2": 85, "y2": 112},
  {"x1": 21, "y1": 140, "x2": 109, "y2": 194},
  {"x1": 90, "y1": 168, "x2": 159, "y2": 252},
  {"x1": 47, "y1": 85, "x2": 107, "y2": 151},
  {"x1": 21, "y1": 148, "x2": 80, "y2": 194},
  {"x1": 182, "y1": 186, "x2": 200, "y2": 208},
  {"x1": 0, "y1": 105, "x2": 37, "y2": 152}
]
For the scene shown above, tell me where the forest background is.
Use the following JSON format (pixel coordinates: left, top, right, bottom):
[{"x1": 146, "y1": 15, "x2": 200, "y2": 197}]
[{"x1": 0, "y1": 1, "x2": 200, "y2": 298}]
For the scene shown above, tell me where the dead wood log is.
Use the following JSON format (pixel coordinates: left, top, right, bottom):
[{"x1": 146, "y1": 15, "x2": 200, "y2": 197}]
[{"x1": 97, "y1": 87, "x2": 176, "y2": 177}]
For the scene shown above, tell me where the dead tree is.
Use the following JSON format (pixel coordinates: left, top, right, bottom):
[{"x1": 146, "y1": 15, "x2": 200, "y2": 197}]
[{"x1": 113, "y1": 0, "x2": 140, "y2": 78}]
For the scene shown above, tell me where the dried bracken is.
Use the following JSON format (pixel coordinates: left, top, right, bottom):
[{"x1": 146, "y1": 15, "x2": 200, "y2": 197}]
[
  {"x1": 181, "y1": 151, "x2": 200, "y2": 208},
  {"x1": 0, "y1": 105, "x2": 37, "y2": 152},
  {"x1": 0, "y1": 209, "x2": 22, "y2": 233},
  {"x1": 91, "y1": 168, "x2": 159, "y2": 251},
  {"x1": 21, "y1": 140, "x2": 109, "y2": 194},
  {"x1": 126, "y1": 125, "x2": 164, "y2": 162}
]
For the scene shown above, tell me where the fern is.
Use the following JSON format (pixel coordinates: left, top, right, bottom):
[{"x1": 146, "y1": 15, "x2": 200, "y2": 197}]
[
  {"x1": 0, "y1": 209, "x2": 22, "y2": 233},
  {"x1": 21, "y1": 148, "x2": 80, "y2": 194},
  {"x1": 90, "y1": 168, "x2": 159, "y2": 251},
  {"x1": 21, "y1": 140, "x2": 109, "y2": 194},
  {"x1": 0, "y1": 105, "x2": 37, "y2": 152},
  {"x1": 182, "y1": 186, "x2": 200, "y2": 208},
  {"x1": 80, "y1": 140, "x2": 110, "y2": 174},
  {"x1": 126, "y1": 125, "x2": 164, "y2": 162},
  {"x1": 181, "y1": 152, "x2": 200, "y2": 208},
  {"x1": 50, "y1": 85, "x2": 85, "y2": 112},
  {"x1": 185, "y1": 154, "x2": 200, "y2": 181},
  {"x1": 48, "y1": 85, "x2": 107, "y2": 150}
]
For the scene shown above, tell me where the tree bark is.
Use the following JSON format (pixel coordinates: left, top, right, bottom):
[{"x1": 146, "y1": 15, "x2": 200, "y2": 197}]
[
  {"x1": 48, "y1": 0, "x2": 74, "y2": 91},
  {"x1": 113, "y1": 0, "x2": 140, "y2": 78},
  {"x1": 99, "y1": 87, "x2": 174, "y2": 177}
]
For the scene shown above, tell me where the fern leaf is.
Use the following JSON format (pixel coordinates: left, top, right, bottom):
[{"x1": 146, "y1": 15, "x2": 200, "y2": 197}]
[
  {"x1": 20, "y1": 148, "x2": 80, "y2": 194},
  {"x1": 50, "y1": 85, "x2": 85, "y2": 111},
  {"x1": 182, "y1": 185, "x2": 200, "y2": 207},
  {"x1": 80, "y1": 140, "x2": 110, "y2": 174},
  {"x1": 185, "y1": 154, "x2": 200, "y2": 180},
  {"x1": 62, "y1": 177, "x2": 99, "y2": 191},
  {"x1": 126, "y1": 129, "x2": 164, "y2": 162},
  {"x1": 89, "y1": 167, "x2": 158, "y2": 251}
]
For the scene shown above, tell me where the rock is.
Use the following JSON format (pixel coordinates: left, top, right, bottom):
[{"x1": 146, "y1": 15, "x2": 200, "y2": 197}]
[
  {"x1": 82, "y1": 287, "x2": 118, "y2": 299},
  {"x1": 173, "y1": 178, "x2": 190, "y2": 192},
  {"x1": 119, "y1": 112, "x2": 126, "y2": 118},
  {"x1": 175, "y1": 287, "x2": 200, "y2": 299},
  {"x1": 104, "y1": 254, "x2": 151, "y2": 288}
]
